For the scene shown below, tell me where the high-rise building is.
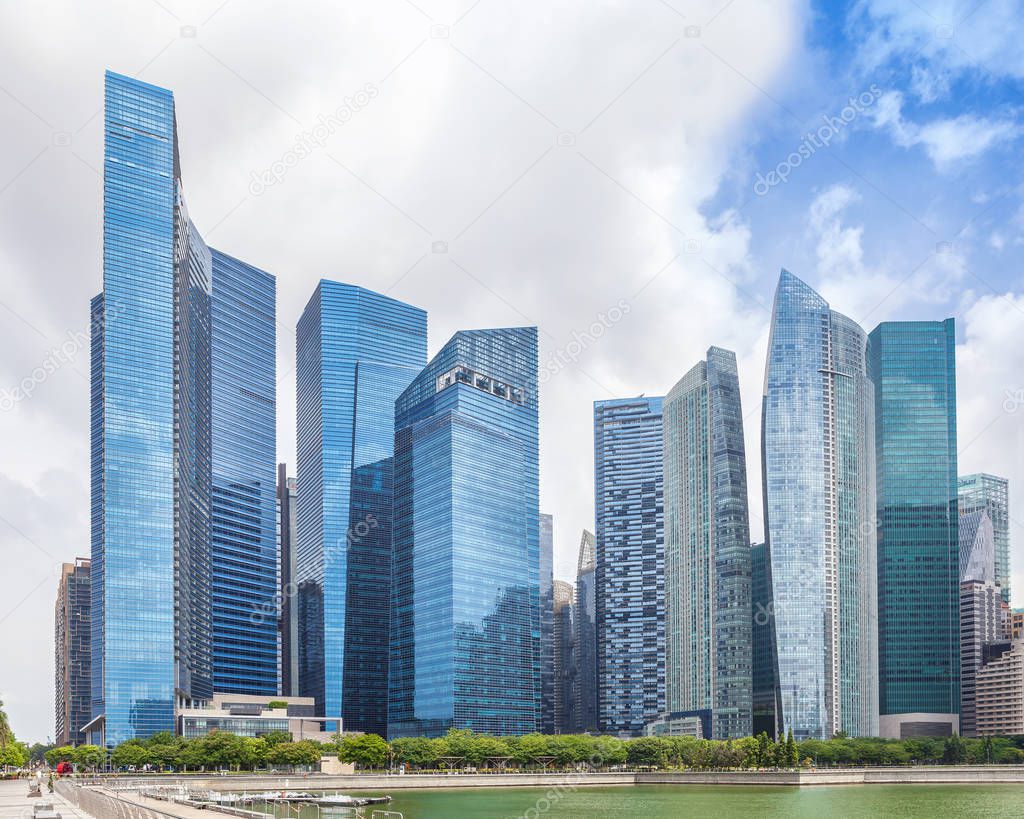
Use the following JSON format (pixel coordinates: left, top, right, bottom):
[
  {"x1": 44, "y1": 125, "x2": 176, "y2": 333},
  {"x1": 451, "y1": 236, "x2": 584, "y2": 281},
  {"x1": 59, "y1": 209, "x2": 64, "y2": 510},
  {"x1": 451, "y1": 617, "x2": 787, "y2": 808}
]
[
  {"x1": 959, "y1": 508, "x2": 1004, "y2": 737},
  {"x1": 1012, "y1": 610, "x2": 1024, "y2": 641},
  {"x1": 55, "y1": 559, "x2": 91, "y2": 747},
  {"x1": 539, "y1": 513, "x2": 555, "y2": 734},
  {"x1": 761, "y1": 270, "x2": 878, "y2": 740},
  {"x1": 958, "y1": 474, "x2": 1010, "y2": 602},
  {"x1": 210, "y1": 251, "x2": 278, "y2": 697},
  {"x1": 278, "y1": 464, "x2": 299, "y2": 696},
  {"x1": 868, "y1": 320, "x2": 959, "y2": 739},
  {"x1": 574, "y1": 530, "x2": 598, "y2": 734},
  {"x1": 553, "y1": 579, "x2": 576, "y2": 734},
  {"x1": 295, "y1": 281, "x2": 427, "y2": 735},
  {"x1": 89, "y1": 72, "x2": 277, "y2": 747},
  {"x1": 389, "y1": 328, "x2": 539, "y2": 738},
  {"x1": 975, "y1": 642, "x2": 1024, "y2": 736},
  {"x1": 663, "y1": 347, "x2": 752, "y2": 740},
  {"x1": 594, "y1": 396, "x2": 665, "y2": 736},
  {"x1": 751, "y1": 542, "x2": 779, "y2": 738}
]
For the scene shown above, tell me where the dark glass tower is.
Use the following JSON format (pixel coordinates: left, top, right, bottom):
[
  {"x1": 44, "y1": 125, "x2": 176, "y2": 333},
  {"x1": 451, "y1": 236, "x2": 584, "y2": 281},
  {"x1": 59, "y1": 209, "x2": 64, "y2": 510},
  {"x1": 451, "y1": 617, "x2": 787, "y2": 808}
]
[
  {"x1": 55, "y1": 559, "x2": 91, "y2": 747},
  {"x1": 751, "y1": 542, "x2": 779, "y2": 737},
  {"x1": 593, "y1": 396, "x2": 665, "y2": 736},
  {"x1": 761, "y1": 270, "x2": 878, "y2": 740},
  {"x1": 574, "y1": 530, "x2": 598, "y2": 733},
  {"x1": 539, "y1": 513, "x2": 555, "y2": 733},
  {"x1": 91, "y1": 72, "x2": 277, "y2": 746},
  {"x1": 958, "y1": 474, "x2": 1010, "y2": 603},
  {"x1": 278, "y1": 464, "x2": 299, "y2": 696},
  {"x1": 295, "y1": 281, "x2": 427, "y2": 734},
  {"x1": 389, "y1": 328, "x2": 540, "y2": 738},
  {"x1": 663, "y1": 347, "x2": 752, "y2": 739},
  {"x1": 868, "y1": 320, "x2": 960, "y2": 738}
]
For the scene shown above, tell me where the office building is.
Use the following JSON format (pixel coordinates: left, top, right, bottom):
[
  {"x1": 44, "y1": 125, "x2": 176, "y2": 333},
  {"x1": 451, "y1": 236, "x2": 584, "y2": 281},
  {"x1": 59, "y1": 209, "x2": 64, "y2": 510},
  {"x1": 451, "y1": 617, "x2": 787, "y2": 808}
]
[
  {"x1": 89, "y1": 72, "x2": 277, "y2": 747},
  {"x1": 868, "y1": 320, "x2": 959, "y2": 739},
  {"x1": 663, "y1": 347, "x2": 752, "y2": 739},
  {"x1": 975, "y1": 643, "x2": 1024, "y2": 736},
  {"x1": 389, "y1": 327, "x2": 540, "y2": 738},
  {"x1": 553, "y1": 579, "x2": 576, "y2": 734},
  {"x1": 594, "y1": 396, "x2": 665, "y2": 736},
  {"x1": 540, "y1": 513, "x2": 555, "y2": 734},
  {"x1": 55, "y1": 559, "x2": 91, "y2": 747},
  {"x1": 958, "y1": 474, "x2": 1010, "y2": 602},
  {"x1": 295, "y1": 281, "x2": 427, "y2": 735},
  {"x1": 761, "y1": 270, "x2": 878, "y2": 740},
  {"x1": 176, "y1": 693, "x2": 332, "y2": 742},
  {"x1": 574, "y1": 529, "x2": 598, "y2": 734},
  {"x1": 751, "y1": 542, "x2": 779, "y2": 738},
  {"x1": 278, "y1": 465, "x2": 299, "y2": 696}
]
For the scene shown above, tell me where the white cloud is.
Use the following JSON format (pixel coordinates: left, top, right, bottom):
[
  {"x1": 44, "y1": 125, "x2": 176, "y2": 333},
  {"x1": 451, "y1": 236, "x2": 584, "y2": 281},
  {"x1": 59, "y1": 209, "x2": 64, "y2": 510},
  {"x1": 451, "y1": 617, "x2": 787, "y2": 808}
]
[
  {"x1": 0, "y1": 0, "x2": 804, "y2": 740},
  {"x1": 871, "y1": 90, "x2": 1020, "y2": 170}
]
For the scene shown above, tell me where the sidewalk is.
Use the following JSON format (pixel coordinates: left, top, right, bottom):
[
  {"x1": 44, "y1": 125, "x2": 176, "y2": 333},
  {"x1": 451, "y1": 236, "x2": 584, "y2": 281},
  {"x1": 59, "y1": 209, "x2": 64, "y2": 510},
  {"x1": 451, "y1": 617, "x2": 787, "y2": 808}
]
[{"x1": 0, "y1": 779, "x2": 90, "y2": 819}]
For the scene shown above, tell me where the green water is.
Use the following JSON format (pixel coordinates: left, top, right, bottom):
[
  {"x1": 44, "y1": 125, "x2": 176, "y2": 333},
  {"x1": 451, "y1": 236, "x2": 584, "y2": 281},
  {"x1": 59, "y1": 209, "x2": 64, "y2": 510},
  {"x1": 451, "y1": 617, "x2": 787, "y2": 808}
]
[{"x1": 254, "y1": 783, "x2": 1024, "y2": 818}]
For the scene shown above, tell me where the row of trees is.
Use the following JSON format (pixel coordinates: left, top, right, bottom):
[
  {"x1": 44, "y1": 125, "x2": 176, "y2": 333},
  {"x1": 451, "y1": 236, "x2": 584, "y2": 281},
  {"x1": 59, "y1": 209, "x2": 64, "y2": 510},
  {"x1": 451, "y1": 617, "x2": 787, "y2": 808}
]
[
  {"x1": 46, "y1": 728, "x2": 1024, "y2": 774},
  {"x1": 0, "y1": 699, "x2": 29, "y2": 770}
]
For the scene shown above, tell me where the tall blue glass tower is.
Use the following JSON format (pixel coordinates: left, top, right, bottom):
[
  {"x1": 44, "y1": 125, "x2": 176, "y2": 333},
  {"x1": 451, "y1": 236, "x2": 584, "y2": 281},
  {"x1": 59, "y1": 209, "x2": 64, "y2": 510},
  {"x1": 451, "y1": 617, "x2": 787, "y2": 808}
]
[
  {"x1": 761, "y1": 270, "x2": 877, "y2": 740},
  {"x1": 593, "y1": 396, "x2": 665, "y2": 736},
  {"x1": 868, "y1": 320, "x2": 959, "y2": 738},
  {"x1": 91, "y1": 72, "x2": 277, "y2": 747},
  {"x1": 210, "y1": 251, "x2": 278, "y2": 696},
  {"x1": 295, "y1": 281, "x2": 427, "y2": 735},
  {"x1": 389, "y1": 328, "x2": 540, "y2": 738}
]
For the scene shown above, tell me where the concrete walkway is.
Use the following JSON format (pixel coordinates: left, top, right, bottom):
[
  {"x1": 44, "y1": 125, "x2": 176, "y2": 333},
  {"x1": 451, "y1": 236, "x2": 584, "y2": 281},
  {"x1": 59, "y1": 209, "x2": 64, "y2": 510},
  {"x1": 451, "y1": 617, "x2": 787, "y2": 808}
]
[{"x1": 0, "y1": 779, "x2": 90, "y2": 819}]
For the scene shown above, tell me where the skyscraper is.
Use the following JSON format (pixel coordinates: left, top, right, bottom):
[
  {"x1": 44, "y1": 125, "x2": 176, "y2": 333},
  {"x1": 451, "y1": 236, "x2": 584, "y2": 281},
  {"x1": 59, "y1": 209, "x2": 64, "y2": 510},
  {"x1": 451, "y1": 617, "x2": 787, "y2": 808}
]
[
  {"x1": 868, "y1": 320, "x2": 959, "y2": 739},
  {"x1": 958, "y1": 474, "x2": 1011, "y2": 603},
  {"x1": 55, "y1": 559, "x2": 91, "y2": 747},
  {"x1": 594, "y1": 396, "x2": 665, "y2": 736},
  {"x1": 761, "y1": 270, "x2": 878, "y2": 740},
  {"x1": 539, "y1": 513, "x2": 555, "y2": 734},
  {"x1": 389, "y1": 328, "x2": 540, "y2": 738},
  {"x1": 295, "y1": 281, "x2": 427, "y2": 735},
  {"x1": 663, "y1": 347, "x2": 752, "y2": 739},
  {"x1": 90, "y1": 72, "x2": 277, "y2": 746},
  {"x1": 750, "y1": 543, "x2": 779, "y2": 737},
  {"x1": 553, "y1": 579, "x2": 576, "y2": 734},
  {"x1": 210, "y1": 250, "x2": 278, "y2": 697},
  {"x1": 278, "y1": 464, "x2": 299, "y2": 696},
  {"x1": 574, "y1": 530, "x2": 598, "y2": 734}
]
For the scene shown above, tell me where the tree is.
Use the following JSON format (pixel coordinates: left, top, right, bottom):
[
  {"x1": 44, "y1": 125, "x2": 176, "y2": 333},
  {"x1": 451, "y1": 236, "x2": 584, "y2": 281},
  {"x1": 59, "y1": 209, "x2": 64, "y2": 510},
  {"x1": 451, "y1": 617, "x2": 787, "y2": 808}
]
[
  {"x1": 391, "y1": 736, "x2": 439, "y2": 769},
  {"x1": 0, "y1": 700, "x2": 12, "y2": 752},
  {"x1": 943, "y1": 734, "x2": 967, "y2": 764},
  {"x1": 45, "y1": 746, "x2": 76, "y2": 767},
  {"x1": 784, "y1": 729, "x2": 798, "y2": 768},
  {"x1": 239, "y1": 737, "x2": 269, "y2": 770},
  {"x1": 510, "y1": 733, "x2": 550, "y2": 766},
  {"x1": 73, "y1": 745, "x2": 105, "y2": 770},
  {"x1": 111, "y1": 743, "x2": 152, "y2": 770},
  {"x1": 753, "y1": 732, "x2": 773, "y2": 767},
  {"x1": 626, "y1": 737, "x2": 669, "y2": 768},
  {"x1": 261, "y1": 730, "x2": 292, "y2": 747},
  {"x1": 267, "y1": 740, "x2": 322, "y2": 767},
  {"x1": 591, "y1": 735, "x2": 627, "y2": 767},
  {"x1": 0, "y1": 740, "x2": 29, "y2": 769},
  {"x1": 337, "y1": 734, "x2": 389, "y2": 770}
]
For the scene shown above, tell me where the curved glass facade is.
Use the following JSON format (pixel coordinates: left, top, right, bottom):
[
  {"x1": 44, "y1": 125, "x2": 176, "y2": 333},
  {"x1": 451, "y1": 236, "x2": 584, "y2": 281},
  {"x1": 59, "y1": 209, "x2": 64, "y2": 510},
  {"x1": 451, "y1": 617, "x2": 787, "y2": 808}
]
[
  {"x1": 663, "y1": 347, "x2": 752, "y2": 739},
  {"x1": 389, "y1": 328, "x2": 540, "y2": 738},
  {"x1": 761, "y1": 270, "x2": 877, "y2": 740},
  {"x1": 295, "y1": 281, "x2": 427, "y2": 734},
  {"x1": 593, "y1": 396, "x2": 665, "y2": 736}
]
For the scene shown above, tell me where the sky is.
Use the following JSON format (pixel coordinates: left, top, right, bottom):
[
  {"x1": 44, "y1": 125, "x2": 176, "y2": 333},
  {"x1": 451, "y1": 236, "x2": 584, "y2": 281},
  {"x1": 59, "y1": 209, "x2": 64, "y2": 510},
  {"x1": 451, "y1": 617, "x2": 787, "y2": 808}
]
[{"x1": 1, "y1": 0, "x2": 1022, "y2": 743}]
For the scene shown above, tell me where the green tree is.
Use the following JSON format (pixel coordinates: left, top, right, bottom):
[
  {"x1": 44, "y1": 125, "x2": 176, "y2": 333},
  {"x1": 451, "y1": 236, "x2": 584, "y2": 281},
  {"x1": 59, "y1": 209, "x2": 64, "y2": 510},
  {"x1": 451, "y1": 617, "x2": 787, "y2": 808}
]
[
  {"x1": 753, "y1": 732, "x2": 773, "y2": 767},
  {"x1": 391, "y1": 736, "x2": 439, "y2": 770},
  {"x1": 0, "y1": 740, "x2": 29, "y2": 768},
  {"x1": 267, "y1": 740, "x2": 322, "y2": 767},
  {"x1": 337, "y1": 734, "x2": 389, "y2": 770},
  {"x1": 592, "y1": 735, "x2": 627, "y2": 767},
  {"x1": 111, "y1": 742, "x2": 152, "y2": 770},
  {"x1": 625, "y1": 737, "x2": 669, "y2": 768},
  {"x1": 943, "y1": 734, "x2": 967, "y2": 764},
  {"x1": 73, "y1": 745, "x2": 105, "y2": 770},
  {"x1": 0, "y1": 700, "x2": 12, "y2": 752},
  {"x1": 785, "y1": 729, "x2": 798, "y2": 768},
  {"x1": 239, "y1": 737, "x2": 269, "y2": 770},
  {"x1": 510, "y1": 733, "x2": 550, "y2": 766},
  {"x1": 28, "y1": 743, "x2": 54, "y2": 764},
  {"x1": 261, "y1": 730, "x2": 292, "y2": 747},
  {"x1": 45, "y1": 746, "x2": 76, "y2": 767}
]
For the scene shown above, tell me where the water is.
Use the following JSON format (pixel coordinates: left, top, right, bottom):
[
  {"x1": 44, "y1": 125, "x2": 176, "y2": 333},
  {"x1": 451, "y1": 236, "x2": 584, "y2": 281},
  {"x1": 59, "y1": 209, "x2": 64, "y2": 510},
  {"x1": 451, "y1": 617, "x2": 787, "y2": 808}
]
[{"x1": 252, "y1": 783, "x2": 1024, "y2": 818}]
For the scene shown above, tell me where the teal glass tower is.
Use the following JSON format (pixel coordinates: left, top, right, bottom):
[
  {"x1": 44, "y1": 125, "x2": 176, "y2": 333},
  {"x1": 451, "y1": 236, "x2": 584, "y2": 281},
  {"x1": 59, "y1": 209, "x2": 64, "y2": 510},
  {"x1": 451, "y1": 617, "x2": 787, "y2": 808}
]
[
  {"x1": 868, "y1": 320, "x2": 960, "y2": 738},
  {"x1": 958, "y1": 474, "x2": 1010, "y2": 603},
  {"x1": 594, "y1": 396, "x2": 665, "y2": 736},
  {"x1": 761, "y1": 270, "x2": 878, "y2": 740},
  {"x1": 389, "y1": 328, "x2": 540, "y2": 738},
  {"x1": 91, "y1": 72, "x2": 278, "y2": 747},
  {"x1": 295, "y1": 281, "x2": 427, "y2": 735},
  {"x1": 663, "y1": 347, "x2": 752, "y2": 739}
]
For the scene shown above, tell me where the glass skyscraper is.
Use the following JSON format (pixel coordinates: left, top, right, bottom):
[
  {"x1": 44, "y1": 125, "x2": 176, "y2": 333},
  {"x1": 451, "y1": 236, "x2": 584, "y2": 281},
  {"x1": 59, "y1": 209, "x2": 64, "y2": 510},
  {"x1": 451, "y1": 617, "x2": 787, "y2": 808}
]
[
  {"x1": 593, "y1": 396, "x2": 665, "y2": 736},
  {"x1": 958, "y1": 474, "x2": 1010, "y2": 603},
  {"x1": 663, "y1": 347, "x2": 752, "y2": 740},
  {"x1": 389, "y1": 328, "x2": 540, "y2": 738},
  {"x1": 295, "y1": 281, "x2": 427, "y2": 735},
  {"x1": 91, "y1": 72, "x2": 277, "y2": 747},
  {"x1": 868, "y1": 320, "x2": 959, "y2": 738},
  {"x1": 209, "y1": 250, "x2": 278, "y2": 696},
  {"x1": 55, "y1": 559, "x2": 91, "y2": 747},
  {"x1": 278, "y1": 464, "x2": 299, "y2": 696},
  {"x1": 539, "y1": 513, "x2": 555, "y2": 734},
  {"x1": 761, "y1": 270, "x2": 878, "y2": 740},
  {"x1": 574, "y1": 530, "x2": 598, "y2": 733},
  {"x1": 750, "y1": 542, "x2": 779, "y2": 737}
]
